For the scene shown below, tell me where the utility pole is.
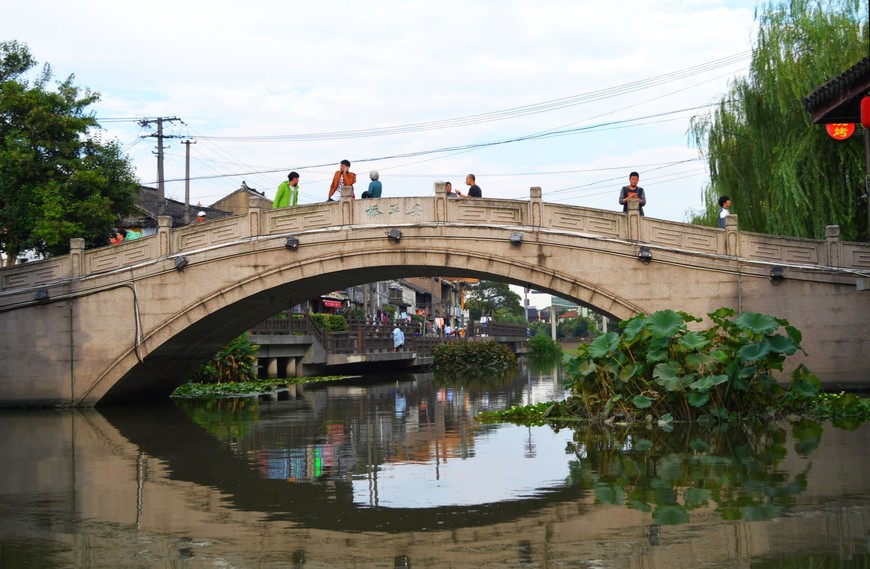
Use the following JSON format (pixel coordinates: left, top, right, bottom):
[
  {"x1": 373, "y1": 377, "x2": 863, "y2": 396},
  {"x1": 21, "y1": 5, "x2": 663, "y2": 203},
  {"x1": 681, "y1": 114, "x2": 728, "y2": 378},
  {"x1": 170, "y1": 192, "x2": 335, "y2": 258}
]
[
  {"x1": 139, "y1": 117, "x2": 182, "y2": 215},
  {"x1": 181, "y1": 139, "x2": 196, "y2": 224}
]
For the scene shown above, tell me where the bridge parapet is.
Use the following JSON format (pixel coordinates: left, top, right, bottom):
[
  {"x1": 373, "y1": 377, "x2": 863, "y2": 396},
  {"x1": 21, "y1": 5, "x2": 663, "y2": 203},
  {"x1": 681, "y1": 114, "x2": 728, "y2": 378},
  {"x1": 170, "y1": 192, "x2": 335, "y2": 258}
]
[{"x1": 2, "y1": 188, "x2": 870, "y2": 294}]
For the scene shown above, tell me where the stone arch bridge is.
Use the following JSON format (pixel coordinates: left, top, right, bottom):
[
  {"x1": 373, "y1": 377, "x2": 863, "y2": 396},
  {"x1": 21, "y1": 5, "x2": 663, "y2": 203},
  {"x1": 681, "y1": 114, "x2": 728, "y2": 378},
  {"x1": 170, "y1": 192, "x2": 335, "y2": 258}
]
[{"x1": 1, "y1": 185, "x2": 868, "y2": 407}]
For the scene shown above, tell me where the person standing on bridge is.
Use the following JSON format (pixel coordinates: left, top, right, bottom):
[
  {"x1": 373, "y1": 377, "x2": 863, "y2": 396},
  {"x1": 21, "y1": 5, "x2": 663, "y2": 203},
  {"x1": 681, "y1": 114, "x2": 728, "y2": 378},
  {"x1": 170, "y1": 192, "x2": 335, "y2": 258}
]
[
  {"x1": 362, "y1": 170, "x2": 381, "y2": 198},
  {"x1": 619, "y1": 171, "x2": 646, "y2": 216},
  {"x1": 328, "y1": 159, "x2": 356, "y2": 201},
  {"x1": 273, "y1": 172, "x2": 300, "y2": 208},
  {"x1": 718, "y1": 195, "x2": 731, "y2": 228},
  {"x1": 465, "y1": 173, "x2": 482, "y2": 198}
]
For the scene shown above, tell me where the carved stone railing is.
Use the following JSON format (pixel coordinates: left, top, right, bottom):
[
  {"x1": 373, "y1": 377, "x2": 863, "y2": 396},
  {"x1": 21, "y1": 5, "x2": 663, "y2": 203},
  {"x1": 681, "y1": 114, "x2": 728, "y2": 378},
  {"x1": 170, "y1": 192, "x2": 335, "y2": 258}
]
[{"x1": 2, "y1": 185, "x2": 869, "y2": 293}]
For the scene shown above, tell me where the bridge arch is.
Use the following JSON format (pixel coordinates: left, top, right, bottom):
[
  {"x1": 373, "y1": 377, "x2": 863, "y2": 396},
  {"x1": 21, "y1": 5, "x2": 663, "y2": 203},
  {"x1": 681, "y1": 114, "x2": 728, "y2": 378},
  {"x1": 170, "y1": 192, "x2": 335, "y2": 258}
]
[
  {"x1": 1, "y1": 189, "x2": 868, "y2": 406},
  {"x1": 97, "y1": 225, "x2": 649, "y2": 404}
]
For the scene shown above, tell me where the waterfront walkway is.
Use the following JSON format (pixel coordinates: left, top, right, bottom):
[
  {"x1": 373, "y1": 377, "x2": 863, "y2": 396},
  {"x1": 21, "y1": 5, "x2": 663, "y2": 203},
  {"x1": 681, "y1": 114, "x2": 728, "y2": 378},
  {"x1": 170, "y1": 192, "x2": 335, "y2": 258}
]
[{"x1": 250, "y1": 314, "x2": 529, "y2": 377}]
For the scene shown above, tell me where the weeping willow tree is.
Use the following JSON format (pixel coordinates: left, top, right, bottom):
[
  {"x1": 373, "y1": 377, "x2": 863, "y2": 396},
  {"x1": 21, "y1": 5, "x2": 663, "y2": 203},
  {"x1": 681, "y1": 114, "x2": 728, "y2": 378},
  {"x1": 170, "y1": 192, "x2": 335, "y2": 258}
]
[{"x1": 689, "y1": 0, "x2": 869, "y2": 240}]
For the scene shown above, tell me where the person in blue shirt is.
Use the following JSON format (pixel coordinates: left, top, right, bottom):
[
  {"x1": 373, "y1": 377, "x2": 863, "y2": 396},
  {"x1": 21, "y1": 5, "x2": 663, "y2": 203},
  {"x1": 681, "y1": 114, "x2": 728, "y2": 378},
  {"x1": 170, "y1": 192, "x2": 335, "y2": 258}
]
[{"x1": 362, "y1": 170, "x2": 382, "y2": 198}]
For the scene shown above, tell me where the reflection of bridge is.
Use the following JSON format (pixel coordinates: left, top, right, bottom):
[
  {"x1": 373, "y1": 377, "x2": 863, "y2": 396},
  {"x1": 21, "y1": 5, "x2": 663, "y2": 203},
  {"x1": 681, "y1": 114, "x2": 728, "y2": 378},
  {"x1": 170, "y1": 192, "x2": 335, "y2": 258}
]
[
  {"x1": 4, "y1": 389, "x2": 869, "y2": 567},
  {"x1": 1, "y1": 185, "x2": 869, "y2": 405}
]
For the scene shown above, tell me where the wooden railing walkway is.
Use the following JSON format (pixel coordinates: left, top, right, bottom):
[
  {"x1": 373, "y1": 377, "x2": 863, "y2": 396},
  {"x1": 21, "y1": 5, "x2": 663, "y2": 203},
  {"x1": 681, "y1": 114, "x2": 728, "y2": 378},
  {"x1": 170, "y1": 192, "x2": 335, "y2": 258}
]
[{"x1": 250, "y1": 314, "x2": 528, "y2": 356}]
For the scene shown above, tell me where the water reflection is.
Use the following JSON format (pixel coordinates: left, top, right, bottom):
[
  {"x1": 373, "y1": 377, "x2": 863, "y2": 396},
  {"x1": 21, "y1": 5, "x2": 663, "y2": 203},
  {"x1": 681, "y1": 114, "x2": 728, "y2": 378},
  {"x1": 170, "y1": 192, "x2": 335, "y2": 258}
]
[
  {"x1": 565, "y1": 421, "x2": 813, "y2": 525},
  {"x1": 1, "y1": 363, "x2": 869, "y2": 568}
]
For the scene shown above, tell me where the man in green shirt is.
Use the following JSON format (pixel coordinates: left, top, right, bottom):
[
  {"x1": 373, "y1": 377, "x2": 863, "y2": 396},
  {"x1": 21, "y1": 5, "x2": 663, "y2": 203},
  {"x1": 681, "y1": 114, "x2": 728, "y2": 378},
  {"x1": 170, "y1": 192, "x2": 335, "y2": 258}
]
[{"x1": 273, "y1": 171, "x2": 300, "y2": 208}]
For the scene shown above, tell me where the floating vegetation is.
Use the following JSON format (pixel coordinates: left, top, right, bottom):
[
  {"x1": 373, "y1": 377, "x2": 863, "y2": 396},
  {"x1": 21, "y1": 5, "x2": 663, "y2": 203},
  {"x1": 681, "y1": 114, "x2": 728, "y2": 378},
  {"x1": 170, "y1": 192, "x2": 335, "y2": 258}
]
[{"x1": 171, "y1": 375, "x2": 354, "y2": 399}]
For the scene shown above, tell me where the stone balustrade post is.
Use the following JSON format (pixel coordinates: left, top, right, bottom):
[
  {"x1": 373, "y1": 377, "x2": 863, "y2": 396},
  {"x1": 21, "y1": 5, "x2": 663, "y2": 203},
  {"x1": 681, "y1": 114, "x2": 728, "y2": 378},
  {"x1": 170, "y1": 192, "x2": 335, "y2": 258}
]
[
  {"x1": 157, "y1": 216, "x2": 173, "y2": 257},
  {"x1": 826, "y1": 225, "x2": 841, "y2": 267},
  {"x1": 69, "y1": 238, "x2": 85, "y2": 278},
  {"x1": 529, "y1": 187, "x2": 542, "y2": 227},
  {"x1": 434, "y1": 181, "x2": 447, "y2": 222},
  {"x1": 626, "y1": 200, "x2": 642, "y2": 242},
  {"x1": 247, "y1": 195, "x2": 262, "y2": 238},
  {"x1": 340, "y1": 186, "x2": 354, "y2": 225},
  {"x1": 725, "y1": 215, "x2": 739, "y2": 256}
]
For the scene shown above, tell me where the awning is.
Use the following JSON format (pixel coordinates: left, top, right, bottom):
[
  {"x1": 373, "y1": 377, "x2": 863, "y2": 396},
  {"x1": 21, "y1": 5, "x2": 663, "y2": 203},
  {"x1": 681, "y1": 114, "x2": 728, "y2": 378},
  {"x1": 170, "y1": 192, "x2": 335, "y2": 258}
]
[{"x1": 322, "y1": 299, "x2": 343, "y2": 308}]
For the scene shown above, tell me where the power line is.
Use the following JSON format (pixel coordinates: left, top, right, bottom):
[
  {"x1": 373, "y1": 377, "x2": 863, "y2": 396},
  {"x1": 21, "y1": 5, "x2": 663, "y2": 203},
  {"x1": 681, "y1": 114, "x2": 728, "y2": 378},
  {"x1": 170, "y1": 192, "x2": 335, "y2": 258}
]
[
  {"x1": 147, "y1": 103, "x2": 722, "y2": 185},
  {"x1": 192, "y1": 52, "x2": 749, "y2": 142}
]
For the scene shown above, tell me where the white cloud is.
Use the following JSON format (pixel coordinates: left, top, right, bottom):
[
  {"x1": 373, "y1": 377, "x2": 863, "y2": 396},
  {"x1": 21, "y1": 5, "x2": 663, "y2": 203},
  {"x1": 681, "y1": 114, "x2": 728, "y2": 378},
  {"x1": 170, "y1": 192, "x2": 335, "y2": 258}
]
[{"x1": 7, "y1": 0, "x2": 757, "y2": 217}]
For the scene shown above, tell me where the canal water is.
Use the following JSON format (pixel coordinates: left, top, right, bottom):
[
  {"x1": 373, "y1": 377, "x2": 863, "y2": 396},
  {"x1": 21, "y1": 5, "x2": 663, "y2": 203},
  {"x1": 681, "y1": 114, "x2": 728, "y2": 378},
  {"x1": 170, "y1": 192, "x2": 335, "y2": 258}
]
[{"x1": 1, "y1": 362, "x2": 869, "y2": 568}]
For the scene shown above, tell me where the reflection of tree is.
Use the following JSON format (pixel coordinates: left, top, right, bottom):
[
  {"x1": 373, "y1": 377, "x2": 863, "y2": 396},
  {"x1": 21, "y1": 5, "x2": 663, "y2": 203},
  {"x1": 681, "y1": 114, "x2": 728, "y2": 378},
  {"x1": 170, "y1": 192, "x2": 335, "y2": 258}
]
[
  {"x1": 174, "y1": 398, "x2": 260, "y2": 441},
  {"x1": 563, "y1": 421, "x2": 819, "y2": 525}
]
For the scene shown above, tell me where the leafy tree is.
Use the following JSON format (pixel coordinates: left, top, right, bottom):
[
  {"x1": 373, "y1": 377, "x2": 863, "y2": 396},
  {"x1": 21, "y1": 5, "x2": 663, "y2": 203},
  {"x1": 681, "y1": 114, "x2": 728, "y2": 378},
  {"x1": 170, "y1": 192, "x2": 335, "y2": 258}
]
[
  {"x1": 688, "y1": 0, "x2": 869, "y2": 240},
  {"x1": 0, "y1": 40, "x2": 138, "y2": 261},
  {"x1": 465, "y1": 280, "x2": 523, "y2": 321},
  {"x1": 528, "y1": 320, "x2": 551, "y2": 337},
  {"x1": 557, "y1": 316, "x2": 593, "y2": 340}
]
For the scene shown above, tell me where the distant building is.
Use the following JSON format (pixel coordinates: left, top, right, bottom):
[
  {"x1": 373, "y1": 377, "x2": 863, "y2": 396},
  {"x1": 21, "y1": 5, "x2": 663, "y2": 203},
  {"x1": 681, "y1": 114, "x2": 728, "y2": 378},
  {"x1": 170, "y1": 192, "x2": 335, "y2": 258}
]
[
  {"x1": 122, "y1": 186, "x2": 233, "y2": 234},
  {"x1": 210, "y1": 181, "x2": 271, "y2": 216}
]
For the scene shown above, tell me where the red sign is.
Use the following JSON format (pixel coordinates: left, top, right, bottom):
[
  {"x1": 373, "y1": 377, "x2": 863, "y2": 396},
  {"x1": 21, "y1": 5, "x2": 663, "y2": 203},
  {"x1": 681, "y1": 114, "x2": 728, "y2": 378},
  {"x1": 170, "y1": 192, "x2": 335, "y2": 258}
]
[
  {"x1": 826, "y1": 123, "x2": 855, "y2": 140},
  {"x1": 322, "y1": 299, "x2": 343, "y2": 308}
]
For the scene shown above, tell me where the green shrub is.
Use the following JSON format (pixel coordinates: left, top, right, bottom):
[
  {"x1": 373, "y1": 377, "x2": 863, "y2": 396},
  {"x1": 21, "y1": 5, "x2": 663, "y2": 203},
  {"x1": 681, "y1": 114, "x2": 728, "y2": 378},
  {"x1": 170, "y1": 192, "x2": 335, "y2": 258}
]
[
  {"x1": 188, "y1": 333, "x2": 260, "y2": 384},
  {"x1": 527, "y1": 333, "x2": 562, "y2": 357},
  {"x1": 310, "y1": 312, "x2": 348, "y2": 331},
  {"x1": 432, "y1": 340, "x2": 517, "y2": 376},
  {"x1": 563, "y1": 307, "x2": 821, "y2": 423}
]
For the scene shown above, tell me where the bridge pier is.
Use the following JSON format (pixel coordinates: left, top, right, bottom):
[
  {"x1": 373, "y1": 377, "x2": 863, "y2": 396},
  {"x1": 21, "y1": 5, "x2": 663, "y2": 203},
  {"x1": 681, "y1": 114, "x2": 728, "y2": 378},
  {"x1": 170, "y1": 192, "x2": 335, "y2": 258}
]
[
  {"x1": 265, "y1": 357, "x2": 278, "y2": 379},
  {"x1": 284, "y1": 357, "x2": 297, "y2": 378}
]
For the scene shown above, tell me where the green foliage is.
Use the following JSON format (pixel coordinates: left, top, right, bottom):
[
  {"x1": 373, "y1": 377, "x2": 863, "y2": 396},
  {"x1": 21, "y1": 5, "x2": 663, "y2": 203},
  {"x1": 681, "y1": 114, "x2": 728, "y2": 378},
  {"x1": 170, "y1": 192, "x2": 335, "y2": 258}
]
[
  {"x1": 465, "y1": 281, "x2": 523, "y2": 321},
  {"x1": 432, "y1": 340, "x2": 517, "y2": 376},
  {"x1": 784, "y1": 390, "x2": 870, "y2": 430},
  {"x1": 563, "y1": 308, "x2": 821, "y2": 423},
  {"x1": 688, "y1": 0, "x2": 869, "y2": 240},
  {"x1": 344, "y1": 307, "x2": 365, "y2": 320},
  {"x1": 309, "y1": 312, "x2": 348, "y2": 331},
  {"x1": 188, "y1": 333, "x2": 260, "y2": 384},
  {"x1": 527, "y1": 333, "x2": 562, "y2": 358},
  {"x1": 493, "y1": 309, "x2": 528, "y2": 325},
  {"x1": 557, "y1": 316, "x2": 594, "y2": 339},
  {"x1": 0, "y1": 40, "x2": 139, "y2": 259},
  {"x1": 172, "y1": 375, "x2": 352, "y2": 398},
  {"x1": 381, "y1": 304, "x2": 397, "y2": 319},
  {"x1": 528, "y1": 320, "x2": 551, "y2": 338}
]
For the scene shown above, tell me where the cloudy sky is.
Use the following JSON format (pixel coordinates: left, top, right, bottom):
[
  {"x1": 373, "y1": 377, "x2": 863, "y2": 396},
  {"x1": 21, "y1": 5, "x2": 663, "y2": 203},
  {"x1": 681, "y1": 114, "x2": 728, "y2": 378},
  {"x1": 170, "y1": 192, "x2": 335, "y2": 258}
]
[{"x1": 6, "y1": 0, "x2": 758, "y2": 222}]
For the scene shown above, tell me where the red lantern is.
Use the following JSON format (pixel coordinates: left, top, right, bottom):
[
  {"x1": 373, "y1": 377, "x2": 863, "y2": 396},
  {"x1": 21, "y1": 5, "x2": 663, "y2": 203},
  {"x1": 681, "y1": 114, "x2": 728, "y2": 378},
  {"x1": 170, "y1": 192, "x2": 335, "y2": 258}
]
[
  {"x1": 862, "y1": 96, "x2": 870, "y2": 128},
  {"x1": 826, "y1": 123, "x2": 855, "y2": 140}
]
